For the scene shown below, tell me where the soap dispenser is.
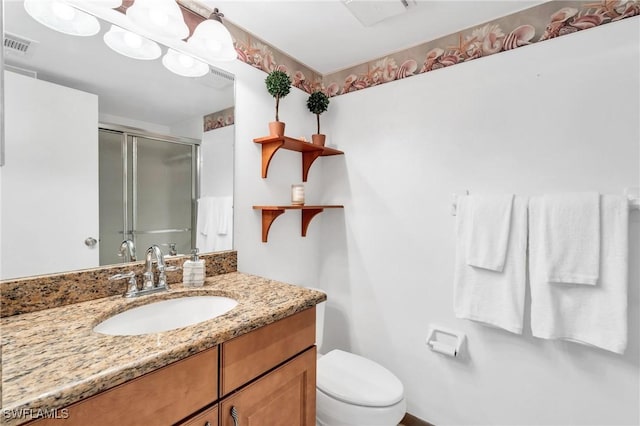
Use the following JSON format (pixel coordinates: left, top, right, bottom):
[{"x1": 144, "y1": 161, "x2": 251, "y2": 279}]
[{"x1": 183, "y1": 249, "x2": 206, "y2": 287}]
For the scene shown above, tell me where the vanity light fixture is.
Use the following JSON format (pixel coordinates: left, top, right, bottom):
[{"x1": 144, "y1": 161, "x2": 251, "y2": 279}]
[
  {"x1": 24, "y1": 0, "x2": 100, "y2": 37},
  {"x1": 84, "y1": 0, "x2": 122, "y2": 7},
  {"x1": 186, "y1": 8, "x2": 236, "y2": 63},
  {"x1": 103, "y1": 25, "x2": 161, "y2": 60},
  {"x1": 162, "y1": 48, "x2": 209, "y2": 77},
  {"x1": 126, "y1": 0, "x2": 190, "y2": 40}
]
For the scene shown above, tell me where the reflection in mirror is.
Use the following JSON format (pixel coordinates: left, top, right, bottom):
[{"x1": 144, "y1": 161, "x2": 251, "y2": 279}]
[{"x1": 1, "y1": 0, "x2": 235, "y2": 280}]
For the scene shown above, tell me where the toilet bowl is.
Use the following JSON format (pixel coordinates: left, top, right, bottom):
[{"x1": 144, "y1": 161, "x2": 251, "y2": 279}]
[{"x1": 313, "y1": 294, "x2": 406, "y2": 426}]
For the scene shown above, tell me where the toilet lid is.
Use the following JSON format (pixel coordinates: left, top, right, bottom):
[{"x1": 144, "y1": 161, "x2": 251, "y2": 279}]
[{"x1": 317, "y1": 349, "x2": 404, "y2": 407}]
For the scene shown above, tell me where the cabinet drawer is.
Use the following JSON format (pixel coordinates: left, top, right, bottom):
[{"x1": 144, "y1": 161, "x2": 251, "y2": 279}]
[
  {"x1": 220, "y1": 347, "x2": 316, "y2": 426},
  {"x1": 31, "y1": 347, "x2": 218, "y2": 426},
  {"x1": 178, "y1": 404, "x2": 218, "y2": 426},
  {"x1": 220, "y1": 307, "x2": 315, "y2": 396}
]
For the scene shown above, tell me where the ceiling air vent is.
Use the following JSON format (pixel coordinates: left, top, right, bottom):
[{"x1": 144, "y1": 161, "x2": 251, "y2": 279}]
[
  {"x1": 210, "y1": 67, "x2": 234, "y2": 82},
  {"x1": 343, "y1": 0, "x2": 414, "y2": 27},
  {"x1": 198, "y1": 67, "x2": 234, "y2": 90},
  {"x1": 4, "y1": 32, "x2": 37, "y2": 57}
]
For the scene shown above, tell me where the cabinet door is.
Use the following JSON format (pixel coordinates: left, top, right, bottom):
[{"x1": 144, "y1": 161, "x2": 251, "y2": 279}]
[
  {"x1": 179, "y1": 404, "x2": 218, "y2": 426},
  {"x1": 219, "y1": 347, "x2": 316, "y2": 426}
]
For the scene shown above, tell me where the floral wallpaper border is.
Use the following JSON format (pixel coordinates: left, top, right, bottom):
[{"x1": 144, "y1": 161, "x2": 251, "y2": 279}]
[
  {"x1": 204, "y1": 106, "x2": 235, "y2": 132},
  {"x1": 321, "y1": 0, "x2": 639, "y2": 97},
  {"x1": 95, "y1": 2, "x2": 635, "y2": 131},
  {"x1": 195, "y1": 0, "x2": 639, "y2": 99}
]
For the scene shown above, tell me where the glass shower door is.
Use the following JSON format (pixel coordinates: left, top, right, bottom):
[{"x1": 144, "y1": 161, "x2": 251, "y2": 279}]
[
  {"x1": 98, "y1": 128, "x2": 198, "y2": 265},
  {"x1": 132, "y1": 136, "x2": 195, "y2": 257}
]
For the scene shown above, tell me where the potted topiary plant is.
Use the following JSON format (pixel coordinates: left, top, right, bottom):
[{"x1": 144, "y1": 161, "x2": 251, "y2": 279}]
[
  {"x1": 306, "y1": 90, "x2": 330, "y2": 146},
  {"x1": 265, "y1": 70, "x2": 292, "y2": 137}
]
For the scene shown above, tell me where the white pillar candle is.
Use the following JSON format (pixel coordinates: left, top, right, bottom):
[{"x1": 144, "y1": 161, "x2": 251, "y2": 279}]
[{"x1": 291, "y1": 184, "x2": 305, "y2": 205}]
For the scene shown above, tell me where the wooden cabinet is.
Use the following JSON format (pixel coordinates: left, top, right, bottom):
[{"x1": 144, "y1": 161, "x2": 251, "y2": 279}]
[
  {"x1": 31, "y1": 347, "x2": 218, "y2": 426},
  {"x1": 219, "y1": 347, "x2": 316, "y2": 426},
  {"x1": 179, "y1": 405, "x2": 219, "y2": 426},
  {"x1": 29, "y1": 308, "x2": 316, "y2": 426},
  {"x1": 220, "y1": 307, "x2": 315, "y2": 395}
]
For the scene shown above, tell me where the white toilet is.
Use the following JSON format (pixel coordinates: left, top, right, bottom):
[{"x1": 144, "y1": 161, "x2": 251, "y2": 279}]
[{"x1": 315, "y1": 298, "x2": 406, "y2": 426}]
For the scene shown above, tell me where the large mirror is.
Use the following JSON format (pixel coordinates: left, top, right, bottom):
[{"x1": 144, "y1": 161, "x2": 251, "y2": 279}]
[{"x1": 1, "y1": 0, "x2": 235, "y2": 280}]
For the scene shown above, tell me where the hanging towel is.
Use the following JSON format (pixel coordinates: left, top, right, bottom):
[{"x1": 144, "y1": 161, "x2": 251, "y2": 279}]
[
  {"x1": 216, "y1": 196, "x2": 233, "y2": 236},
  {"x1": 453, "y1": 195, "x2": 528, "y2": 334},
  {"x1": 466, "y1": 194, "x2": 514, "y2": 272},
  {"x1": 196, "y1": 197, "x2": 216, "y2": 252},
  {"x1": 197, "y1": 196, "x2": 233, "y2": 252},
  {"x1": 212, "y1": 196, "x2": 233, "y2": 252},
  {"x1": 530, "y1": 195, "x2": 628, "y2": 354},
  {"x1": 539, "y1": 192, "x2": 600, "y2": 285}
]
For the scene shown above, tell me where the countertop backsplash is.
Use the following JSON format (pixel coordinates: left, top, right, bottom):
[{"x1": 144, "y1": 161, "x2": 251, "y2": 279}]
[{"x1": 0, "y1": 251, "x2": 237, "y2": 317}]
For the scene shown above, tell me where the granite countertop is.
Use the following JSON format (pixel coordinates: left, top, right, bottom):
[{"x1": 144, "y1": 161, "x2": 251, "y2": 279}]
[{"x1": 1, "y1": 272, "x2": 326, "y2": 425}]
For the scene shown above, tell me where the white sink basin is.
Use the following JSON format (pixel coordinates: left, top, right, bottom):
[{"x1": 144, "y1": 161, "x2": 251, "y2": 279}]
[{"x1": 93, "y1": 296, "x2": 238, "y2": 336}]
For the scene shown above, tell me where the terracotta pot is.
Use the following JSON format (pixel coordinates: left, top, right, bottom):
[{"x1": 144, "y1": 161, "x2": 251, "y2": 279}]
[
  {"x1": 269, "y1": 121, "x2": 285, "y2": 137},
  {"x1": 311, "y1": 134, "x2": 326, "y2": 147}
]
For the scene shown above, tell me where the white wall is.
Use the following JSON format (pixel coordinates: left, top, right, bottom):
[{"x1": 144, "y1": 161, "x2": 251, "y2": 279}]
[
  {"x1": 99, "y1": 113, "x2": 171, "y2": 135},
  {"x1": 201, "y1": 125, "x2": 234, "y2": 198},
  {"x1": 318, "y1": 19, "x2": 639, "y2": 425},
  {"x1": 218, "y1": 60, "x2": 323, "y2": 287},
  {"x1": 171, "y1": 115, "x2": 205, "y2": 140}
]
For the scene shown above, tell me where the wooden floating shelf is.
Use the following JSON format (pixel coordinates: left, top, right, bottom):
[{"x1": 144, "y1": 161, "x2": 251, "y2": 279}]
[
  {"x1": 253, "y1": 205, "x2": 344, "y2": 242},
  {"x1": 253, "y1": 135, "x2": 344, "y2": 182}
]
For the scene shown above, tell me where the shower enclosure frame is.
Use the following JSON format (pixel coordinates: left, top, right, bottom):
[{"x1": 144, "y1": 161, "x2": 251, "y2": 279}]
[{"x1": 99, "y1": 123, "x2": 201, "y2": 261}]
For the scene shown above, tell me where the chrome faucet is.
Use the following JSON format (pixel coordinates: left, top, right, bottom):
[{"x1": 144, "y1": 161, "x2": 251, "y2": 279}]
[
  {"x1": 143, "y1": 245, "x2": 167, "y2": 290},
  {"x1": 109, "y1": 245, "x2": 179, "y2": 298},
  {"x1": 118, "y1": 239, "x2": 137, "y2": 262}
]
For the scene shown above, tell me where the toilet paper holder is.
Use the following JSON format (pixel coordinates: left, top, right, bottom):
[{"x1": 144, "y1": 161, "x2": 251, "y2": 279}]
[{"x1": 426, "y1": 326, "x2": 466, "y2": 357}]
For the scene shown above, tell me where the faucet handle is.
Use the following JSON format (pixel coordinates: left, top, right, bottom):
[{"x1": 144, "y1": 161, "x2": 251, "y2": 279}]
[
  {"x1": 156, "y1": 265, "x2": 180, "y2": 290},
  {"x1": 109, "y1": 272, "x2": 139, "y2": 298},
  {"x1": 108, "y1": 272, "x2": 135, "y2": 280}
]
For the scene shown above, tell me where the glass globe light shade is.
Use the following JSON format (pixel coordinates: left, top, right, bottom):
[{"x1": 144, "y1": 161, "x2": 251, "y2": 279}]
[
  {"x1": 162, "y1": 48, "x2": 209, "y2": 77},
  {"x1": 24, "y1": 0, "x2": 100, "y2": 36},
  {"x1": 126, "y1": 0, "x2": 189, "y2": 40},
  {"x1": 103, "y1": 25, "x2": 161, "y2": 60},
  {"x1": 186, "y1": 17, "x2": 236, "y2": 63}
]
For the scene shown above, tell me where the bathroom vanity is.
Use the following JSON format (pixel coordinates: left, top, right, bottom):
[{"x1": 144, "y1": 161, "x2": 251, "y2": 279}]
[{"x1": 0, "y1": 270, "x2": 324, "y2": 426}]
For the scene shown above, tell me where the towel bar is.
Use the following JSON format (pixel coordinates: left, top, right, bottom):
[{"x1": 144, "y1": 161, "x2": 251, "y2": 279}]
[
  {"x1": 452, "y1": 189, "x2": 640, "y2": 216},
  {"x1": 451, "y1": 190, "x2": 469, "y2": 216}
]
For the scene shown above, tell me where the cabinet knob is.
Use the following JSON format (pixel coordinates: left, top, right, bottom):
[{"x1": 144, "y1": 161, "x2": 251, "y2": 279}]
[
  {"x1": 230, "y1": 406, "x2": 239, "y2": 426},
  {"x1": 204, "y1": 422, "x2": 210, "y2": 426}
]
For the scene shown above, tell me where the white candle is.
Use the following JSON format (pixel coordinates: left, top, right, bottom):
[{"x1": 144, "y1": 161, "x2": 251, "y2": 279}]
[{"x1": 291, "y1": 184, "x2": 305, "y2": 205}]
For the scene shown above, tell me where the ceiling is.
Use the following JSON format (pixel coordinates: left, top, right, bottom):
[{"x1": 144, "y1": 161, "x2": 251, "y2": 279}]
[
  {"x1": 3, "y1": 1, "x2": 234, "y2": 128},
  {"x1": 3, "y1": 0, "x2": 548, "y2": 123},
  {"x1": 205, "y1": 0, "x2": 548, "y2": 74}
]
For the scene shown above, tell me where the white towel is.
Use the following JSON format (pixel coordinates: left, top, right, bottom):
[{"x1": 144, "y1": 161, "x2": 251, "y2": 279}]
[
  {"x1": 453, "y1": 195, "x2": 528, "y2": 334},
  {"x1": 466, "y1": 194, "x2": 514, "y2": 272},
  {"x1": 197, "y1": 197, "x2": 215, "y2": 237},
  {"x1": 216, "y1": 196, "x2": 233, "y2": 236},
  {"x1": 540, "y1": 192, "x2": 600, "y2": 285},
  {"x1": 196, "y1": 196, "x2": 233, "y2": 252},
  {"x1": 530, "y1": 195, "x2": 628, "y2": 354}
]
